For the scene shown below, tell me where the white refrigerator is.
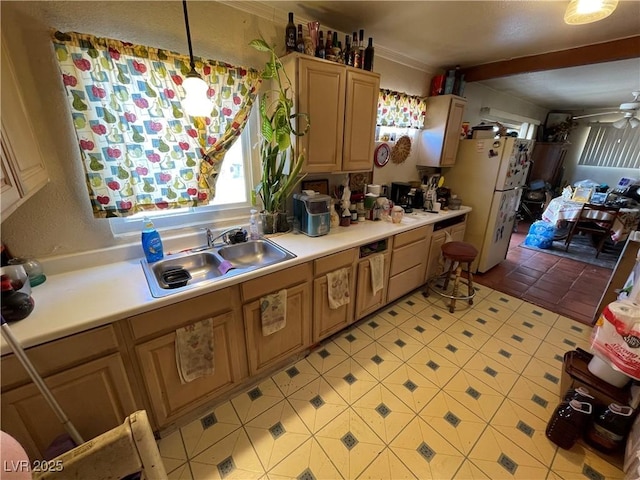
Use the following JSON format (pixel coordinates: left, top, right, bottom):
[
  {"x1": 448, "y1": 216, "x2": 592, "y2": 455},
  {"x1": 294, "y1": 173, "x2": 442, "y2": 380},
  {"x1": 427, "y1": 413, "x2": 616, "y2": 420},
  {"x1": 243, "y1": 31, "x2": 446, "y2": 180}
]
[{"x1": 444, "y1": 137, "x2": 534, "y2": 273}]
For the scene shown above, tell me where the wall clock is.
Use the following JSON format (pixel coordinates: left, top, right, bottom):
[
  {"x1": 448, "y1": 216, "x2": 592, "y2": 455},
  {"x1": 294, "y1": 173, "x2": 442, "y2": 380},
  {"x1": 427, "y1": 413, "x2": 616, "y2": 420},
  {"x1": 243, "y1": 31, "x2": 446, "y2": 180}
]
[{"x1": 374, "y1": 143, "x2": 390, "y2": 167}]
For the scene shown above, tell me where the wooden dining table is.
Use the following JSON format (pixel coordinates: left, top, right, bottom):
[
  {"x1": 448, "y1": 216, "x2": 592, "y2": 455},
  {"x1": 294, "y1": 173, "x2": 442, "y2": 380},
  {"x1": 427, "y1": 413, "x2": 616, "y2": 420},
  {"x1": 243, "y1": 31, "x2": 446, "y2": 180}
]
[{"x1": 541, "y1": 197, "x2": 640, "y2": 242}]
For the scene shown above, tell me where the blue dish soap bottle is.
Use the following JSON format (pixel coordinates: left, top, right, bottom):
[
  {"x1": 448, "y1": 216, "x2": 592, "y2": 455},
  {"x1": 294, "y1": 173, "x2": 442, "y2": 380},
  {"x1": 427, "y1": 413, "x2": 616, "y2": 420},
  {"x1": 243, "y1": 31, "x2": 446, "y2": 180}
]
[{"x1": 141, "y1": 217, "x2": 164, "y2": 263}]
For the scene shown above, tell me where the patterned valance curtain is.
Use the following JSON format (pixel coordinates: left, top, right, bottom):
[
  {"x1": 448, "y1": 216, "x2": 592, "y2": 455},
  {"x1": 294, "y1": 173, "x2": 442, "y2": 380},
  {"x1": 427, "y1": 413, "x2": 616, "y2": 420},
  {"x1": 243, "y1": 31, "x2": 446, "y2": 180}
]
[
  {"x1": 377, "y1": 89, "x2": 427, "y2": 129},
  {"x1": 52, "y1": 31, "x2": 261, "y2": 218}
]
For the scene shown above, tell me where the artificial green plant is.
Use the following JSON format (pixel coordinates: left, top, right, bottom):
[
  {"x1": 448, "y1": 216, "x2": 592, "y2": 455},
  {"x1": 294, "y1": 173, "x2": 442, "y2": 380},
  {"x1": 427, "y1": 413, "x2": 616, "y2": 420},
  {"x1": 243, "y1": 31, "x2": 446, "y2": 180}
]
[{"x1": 250, "y1": 38, "x2": 309, "y2": 214}]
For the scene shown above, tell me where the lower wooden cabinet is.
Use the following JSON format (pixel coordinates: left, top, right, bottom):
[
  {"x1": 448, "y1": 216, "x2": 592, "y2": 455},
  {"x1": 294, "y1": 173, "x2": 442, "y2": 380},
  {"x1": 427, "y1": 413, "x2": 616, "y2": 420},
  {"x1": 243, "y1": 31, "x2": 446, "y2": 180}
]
[
  {"x1": 425, "y1": 217, "x2": 467, "y2": 281},
  {"x1": 242, "y1": 263, "x2": 312, "y2": 375},
  {"x1": 387, "y1": 226, "x2": 431, "y2": 303},
  {"x1": 1, "y1": 353, "x2": 137, "y2": 460},
  {"x1": 355, "y1": 251, "x2": 391, "y2": 320}
]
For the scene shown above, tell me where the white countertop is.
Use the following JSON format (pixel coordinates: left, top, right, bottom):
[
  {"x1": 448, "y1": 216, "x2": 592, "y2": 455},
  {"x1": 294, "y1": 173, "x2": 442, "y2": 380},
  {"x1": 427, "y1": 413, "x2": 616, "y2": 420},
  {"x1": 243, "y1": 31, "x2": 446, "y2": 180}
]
[{"x1": 1, "y1": 207, "x2": 471, "y2": 356}]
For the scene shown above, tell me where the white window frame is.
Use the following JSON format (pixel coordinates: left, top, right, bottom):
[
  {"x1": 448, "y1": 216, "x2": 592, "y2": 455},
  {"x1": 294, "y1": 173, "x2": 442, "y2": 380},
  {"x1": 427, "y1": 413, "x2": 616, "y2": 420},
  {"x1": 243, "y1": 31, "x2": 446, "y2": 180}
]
[{"x1": 109, "y1": 108, "x2": 260, "y2": 238}]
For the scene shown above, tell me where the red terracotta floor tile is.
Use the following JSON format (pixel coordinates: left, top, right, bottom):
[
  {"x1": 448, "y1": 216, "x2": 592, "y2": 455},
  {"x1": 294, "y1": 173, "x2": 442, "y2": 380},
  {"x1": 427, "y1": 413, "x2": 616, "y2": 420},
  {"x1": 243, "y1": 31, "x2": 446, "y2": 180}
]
[
  {"x1": 526, "y1": 285, "x2": 567, "y2": 304},
  {"x1": 505, "y1": 271, "x2": 539, "y2": 286}
]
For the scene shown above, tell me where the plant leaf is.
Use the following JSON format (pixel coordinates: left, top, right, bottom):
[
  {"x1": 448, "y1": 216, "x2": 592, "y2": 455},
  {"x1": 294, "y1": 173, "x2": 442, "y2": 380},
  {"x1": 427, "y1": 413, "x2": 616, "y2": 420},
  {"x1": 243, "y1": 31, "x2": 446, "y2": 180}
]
[{"x1": 249, "y1": 39, "x2": 271, "y2": 52}]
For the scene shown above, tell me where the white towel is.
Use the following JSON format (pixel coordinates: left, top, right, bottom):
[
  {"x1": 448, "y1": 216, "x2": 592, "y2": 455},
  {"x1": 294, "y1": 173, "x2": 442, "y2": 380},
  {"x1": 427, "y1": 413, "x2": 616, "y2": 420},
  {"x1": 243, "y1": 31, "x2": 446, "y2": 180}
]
[
  {"x1": 327, "y1": 267, "x2": 350, "y2": 309},
  {"x1": 175, "y1": 318, "x2": 214, "y2": 384},
  {"x1": 261, "y1": 289, "x2": 287, "y2": 336},
  {"x1": 369, "y1": 255, "x2": 384, "y2": 296}
]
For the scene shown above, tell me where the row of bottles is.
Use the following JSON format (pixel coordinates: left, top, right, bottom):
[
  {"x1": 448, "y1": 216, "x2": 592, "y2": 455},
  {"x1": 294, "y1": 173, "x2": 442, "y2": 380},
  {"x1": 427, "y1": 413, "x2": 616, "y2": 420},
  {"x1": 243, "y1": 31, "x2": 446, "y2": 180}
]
[{"x1": 285, "y1": 13, "x2": 374, "y2": 71}]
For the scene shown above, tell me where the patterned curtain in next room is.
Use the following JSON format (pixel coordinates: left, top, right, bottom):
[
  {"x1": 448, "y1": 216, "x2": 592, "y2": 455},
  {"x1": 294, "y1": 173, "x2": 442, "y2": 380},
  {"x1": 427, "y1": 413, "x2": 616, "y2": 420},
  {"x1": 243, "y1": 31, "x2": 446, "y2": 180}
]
[
  {"x1": 52, "y1": 31, "x2": 261, "y2": 218},
  {"x1": 377, "y1": 89, "x2": 427, "y2": 129}
]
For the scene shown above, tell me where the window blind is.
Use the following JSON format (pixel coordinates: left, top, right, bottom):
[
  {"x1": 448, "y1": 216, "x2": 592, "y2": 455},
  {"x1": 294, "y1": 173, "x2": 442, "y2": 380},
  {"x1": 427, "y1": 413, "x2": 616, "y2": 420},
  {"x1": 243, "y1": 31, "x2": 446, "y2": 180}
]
[{"x1": 579, "y1": 123, "x2": 640, "y2": 169}]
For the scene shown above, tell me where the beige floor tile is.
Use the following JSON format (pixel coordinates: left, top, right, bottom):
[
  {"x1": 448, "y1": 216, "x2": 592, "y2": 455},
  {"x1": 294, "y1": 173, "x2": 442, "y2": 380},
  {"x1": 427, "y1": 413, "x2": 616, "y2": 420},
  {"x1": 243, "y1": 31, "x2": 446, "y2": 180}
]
[
  {"x1": 351, "y1": 341, "x2": 404, "y2": 380},
  {"x1": 244, "y1": 400, "x2": 311, "y2": 471},
  {"x1": 231, "y1": 378, "x2": 285, "y2": 423},
  {"x1": 463, "y1": 352, "x2": 520, "y2": 395},
  {"x1": 478, "y1": 337, "x2": 532, "y2": 374},
  {"x1": 356, "y1": 316, "x2": 396, "y2": 340},
  {"x1": 389, "y1": 417, "x2": 465, "y2": 479},
  {"x1": 271, "y1": 358, "x2": 320, "y2": 397},
  {"x1": 266, "y1": 438, "x2": 343, "y2": 480},
  {"x1": 508, "y1": 313, "x2": 554, "y2": 340},
  {"x1": 458, "y1": 309, "x2": 505, "y2": 336},
  {"x1": 357, "y1": 447, "x2": 417, "y2": 479},
  {"x1": 381, "y1": 363, "x2": 440, "y2": 413},
  {"x1": 507, "y1": 377, "x2": 558, "y2": 423},
  {"x1": 473, "y1": 298, "x2": 516, "y2": 322},
  {"x1": 376, "y1": 327, "x2": 424, "y2": 361},
  {"x1": 158, "y1": 429, "x2": 188, "y2": 473},
  {"x1": 444, "y1": 320, "x2": 492, "y2": 350},
  {"x1": 167, "y1": 463, "x2": 193, "y2": 480},
  {"x1": 415, "y1": 305, "x2": 461, "y2": 330},
  {"x1": 315, "y1": 408, "x2": 386, "y2": 480},
  {"x1": 406, "y1": 346, "x2": 460, "y2": 389},
  {"x1": 491, "y1": 398, "x2": 558, "y2": 467},
  {"x1": 514, "y1": 302, "x2": 559, "y2": 326},
  {"x1": 419, "y1": 391, "x2": 487, "y2": 455},
  {"x1": 543, "y1": 326, "x2": 591, "y2": 352},
  {"x1": 553, "y1": 315, "x2": 592, "y2": 341},
  {"x1": 552, "y1": 442, "x2": 624, "y2": 479},
  {"x1": 306, "y1": 341, "x2": 349, "y2": 374},
  {"x1": 397, "y1": 316, "x2": 442, "y2": 346},
  {"x1": 427, "y1": 331, "x2": 477, "y2": 367},
  {"x1": 467, "y1": 426, "x2": 549, "y2": 479},
  {"x1": 493, "y1": 323, "x2": 543, "y2": 356},
  {"x1": 322, "y1": 357, "x2": 379, "y2": 404},
  {"x1": 351, "y1": 384, "x2": 416, "y2": 443},
  {"x1": 485, "y1": 291, "x2": 525, "y2": 311},
  {"x1": 333, "y1": 327, "x2": 375, "y2": 356},
  {"x1": 181, "y1": 401, "x2": 242, "y2": 459},
  {"x1": 521, "y1": 356, "x2": 563, "y2": 397},
  {"x1": 471, "y1": 283, "x2": 494, "y2": 301},
  {"x1": 430, "y1": 293, "x2": 476, "y2": 317},
  {"x1": 190, "y1": 428, "x2": 265, "y2": 480},
  {"x1": 286, "y1": 377, "x2": 348, "y2": 433},
  {"x1": 378, "y1": 299, "x2": 421, "y2": 324},
  {"x1": 444, "y1": 370, "x2": 505, "y2": 422},
  {"x1": 533, "y1": 340, "x2": 569, "y2": 370},
  {"x1": 546, "y1": 470, "x2": 564, "y2": 480},
  {"x1": 454, "y1": 460, "x2": 491, "y2": 479}
]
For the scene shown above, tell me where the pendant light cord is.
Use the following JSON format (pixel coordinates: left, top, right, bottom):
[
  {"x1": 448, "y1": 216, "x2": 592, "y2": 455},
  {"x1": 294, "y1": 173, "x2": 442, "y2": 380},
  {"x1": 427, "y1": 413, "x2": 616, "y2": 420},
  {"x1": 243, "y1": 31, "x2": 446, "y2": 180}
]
[{"x1": 183, "y1": 0, "x2": 196, "y2": 70}]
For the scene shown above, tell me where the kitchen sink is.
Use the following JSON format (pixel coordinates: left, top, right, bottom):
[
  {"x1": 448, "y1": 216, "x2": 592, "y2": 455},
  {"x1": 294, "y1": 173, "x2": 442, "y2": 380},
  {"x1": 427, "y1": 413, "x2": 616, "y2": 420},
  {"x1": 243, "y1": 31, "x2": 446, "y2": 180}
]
[{"x1": 141, "y1": 239, "x2": 296, "y2": 298}]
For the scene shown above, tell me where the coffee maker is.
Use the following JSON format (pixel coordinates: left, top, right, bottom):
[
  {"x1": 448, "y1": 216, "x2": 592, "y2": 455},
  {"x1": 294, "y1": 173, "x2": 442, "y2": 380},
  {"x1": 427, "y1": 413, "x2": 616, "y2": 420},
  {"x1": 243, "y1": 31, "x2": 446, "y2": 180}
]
[{"x1": 391, "y1": 182, "x2": 412, "y2": 209}]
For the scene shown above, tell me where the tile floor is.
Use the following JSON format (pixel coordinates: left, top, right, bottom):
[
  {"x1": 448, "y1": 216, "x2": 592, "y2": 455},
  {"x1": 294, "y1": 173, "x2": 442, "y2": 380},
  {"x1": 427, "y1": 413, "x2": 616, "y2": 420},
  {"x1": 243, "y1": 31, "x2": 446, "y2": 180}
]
[
  {"x1": 473, "y1": 222, "x2": 612, "y2": 326},
  {"x1": 156, "y1": 286, "x2": 625, "y2": 479}
]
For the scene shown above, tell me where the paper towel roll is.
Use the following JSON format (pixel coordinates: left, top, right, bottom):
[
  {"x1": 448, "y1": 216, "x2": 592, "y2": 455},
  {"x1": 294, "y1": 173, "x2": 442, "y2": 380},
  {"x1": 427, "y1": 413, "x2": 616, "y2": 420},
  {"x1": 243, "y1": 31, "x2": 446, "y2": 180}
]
[{"x1": 367, "y1": 184, "x2": 381, "y2": 196}]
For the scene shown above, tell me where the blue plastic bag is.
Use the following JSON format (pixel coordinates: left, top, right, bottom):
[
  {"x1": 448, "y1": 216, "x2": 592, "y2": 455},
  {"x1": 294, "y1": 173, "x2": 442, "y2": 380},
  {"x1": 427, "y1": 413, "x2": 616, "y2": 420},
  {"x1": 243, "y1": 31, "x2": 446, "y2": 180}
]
[{"x1": 524, "y1": 221, "x2": 555, "y2": 249}]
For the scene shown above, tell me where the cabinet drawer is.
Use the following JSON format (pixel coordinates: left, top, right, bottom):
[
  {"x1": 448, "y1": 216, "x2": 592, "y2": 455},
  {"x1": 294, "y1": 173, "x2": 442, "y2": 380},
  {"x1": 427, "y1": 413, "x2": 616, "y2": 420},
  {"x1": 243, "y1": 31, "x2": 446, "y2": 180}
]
[
  {"x1": 127, "y1": 287, "x2": 241, "y2": 340},
  {"x1": 314, "y1": 249, "x2": 357, "y2": 276},
  {"x1": 387, "y1": 264, "x2": 426, "y2": 303},
  {"x1": 394, "y1": 225, "x2": 431, "y2": 248},
  {"x1": 1, "y1": 325, "x2": 119, "y2": 389},
  {"x1": 241, "y1": 263, "x2": 312, "y2": 302},
  {"x1": 390, "y1": 238, "x2": 428, "y2": 276}
]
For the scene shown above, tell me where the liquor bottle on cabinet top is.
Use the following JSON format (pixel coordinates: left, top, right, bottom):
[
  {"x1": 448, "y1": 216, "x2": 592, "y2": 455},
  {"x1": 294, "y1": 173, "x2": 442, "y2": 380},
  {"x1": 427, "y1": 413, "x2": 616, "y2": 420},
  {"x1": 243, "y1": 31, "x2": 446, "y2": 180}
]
[
  {"x1": 316, "y1": 31, "x2": 326, "y2": 59},
  {"x1": 325, "y1": 30, "x2": 333, "y2": 50},
  {"x1": 364, "y1": 37, "x2": 374, "y2": 71},
  {"x1": 351, "y1": 31, "x2": 361, "y2": 68},
  {"x1": 357, "y1": 30, "x2": 365, "y2": 69},
  {"x1": 285, "y1": 12, "x2": 296, "y2": 52},
  {"x1": 344, "y1": 35, "x2": 352, "y2": 66},
  {"x1": 296, "y1": 24, "x2": 305, "y2": 53}
]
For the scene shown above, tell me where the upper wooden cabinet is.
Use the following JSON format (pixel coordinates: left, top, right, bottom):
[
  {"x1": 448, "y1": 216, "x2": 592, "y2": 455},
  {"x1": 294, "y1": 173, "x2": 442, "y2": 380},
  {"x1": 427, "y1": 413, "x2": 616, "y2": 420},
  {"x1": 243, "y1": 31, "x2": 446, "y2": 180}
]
[
  {"x1": 282, "y1": 54, "x2": 380, "y2": 173},
  {"x1": 416, "y1": 94, "x2": 467, "y2": 167},
  {"x1": 1, "y1": 40, "x2": 49, "y2": 220}
]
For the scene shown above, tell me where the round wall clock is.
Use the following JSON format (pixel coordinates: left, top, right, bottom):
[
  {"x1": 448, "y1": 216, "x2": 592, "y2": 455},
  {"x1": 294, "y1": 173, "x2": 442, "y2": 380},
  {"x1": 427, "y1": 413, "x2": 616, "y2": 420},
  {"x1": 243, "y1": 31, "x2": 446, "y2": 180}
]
[{"x1": 374, "y1": 143, "x2": 391, "y2": 167}]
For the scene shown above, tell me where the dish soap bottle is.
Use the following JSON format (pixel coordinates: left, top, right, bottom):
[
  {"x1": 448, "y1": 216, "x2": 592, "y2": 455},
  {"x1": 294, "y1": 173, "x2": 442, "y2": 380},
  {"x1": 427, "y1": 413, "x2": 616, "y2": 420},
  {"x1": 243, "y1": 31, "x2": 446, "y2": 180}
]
[
  {"x1": 249, "y1": 209, "x2": 261, "y2": 240},
  {"x1": 141, "y1": 217, "x2": 164, "y2": 263}
]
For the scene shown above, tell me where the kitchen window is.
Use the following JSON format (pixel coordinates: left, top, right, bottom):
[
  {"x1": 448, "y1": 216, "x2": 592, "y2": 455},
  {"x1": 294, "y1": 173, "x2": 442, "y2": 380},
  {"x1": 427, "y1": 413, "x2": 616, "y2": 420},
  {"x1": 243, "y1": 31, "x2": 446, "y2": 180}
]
[{"x1": 579, "y1": 123, "x2": 640, "y2": 169}]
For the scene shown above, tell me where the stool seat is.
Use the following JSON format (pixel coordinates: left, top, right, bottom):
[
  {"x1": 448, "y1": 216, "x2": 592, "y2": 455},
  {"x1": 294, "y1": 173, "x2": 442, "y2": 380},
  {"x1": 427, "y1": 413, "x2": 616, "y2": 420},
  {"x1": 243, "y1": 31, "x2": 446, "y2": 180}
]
[{"x1": 441, "y1": 241, "x2": 478, "y2": 263}]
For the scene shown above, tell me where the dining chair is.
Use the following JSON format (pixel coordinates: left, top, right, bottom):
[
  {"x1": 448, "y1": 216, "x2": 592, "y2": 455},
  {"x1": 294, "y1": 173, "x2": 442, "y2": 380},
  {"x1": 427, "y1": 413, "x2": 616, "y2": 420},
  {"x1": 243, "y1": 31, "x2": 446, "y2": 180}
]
[{"x1": 564, "y1": 203, "x2": 620, "y2": 258}]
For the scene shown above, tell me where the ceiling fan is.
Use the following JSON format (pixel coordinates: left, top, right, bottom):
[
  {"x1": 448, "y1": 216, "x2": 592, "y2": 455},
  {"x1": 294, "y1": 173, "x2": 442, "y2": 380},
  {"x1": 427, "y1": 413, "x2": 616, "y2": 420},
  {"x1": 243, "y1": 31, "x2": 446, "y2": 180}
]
[{"x1": 573, "y1": 91, "x2": 640, "y2": 129}]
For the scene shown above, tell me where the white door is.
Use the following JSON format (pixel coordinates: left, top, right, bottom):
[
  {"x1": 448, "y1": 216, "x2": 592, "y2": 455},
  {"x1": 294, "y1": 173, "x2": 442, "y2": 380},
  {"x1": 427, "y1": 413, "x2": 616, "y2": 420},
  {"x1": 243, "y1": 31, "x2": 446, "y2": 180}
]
[{"x1": 477, "y1": 189, "x2": 520, "y2": 273}]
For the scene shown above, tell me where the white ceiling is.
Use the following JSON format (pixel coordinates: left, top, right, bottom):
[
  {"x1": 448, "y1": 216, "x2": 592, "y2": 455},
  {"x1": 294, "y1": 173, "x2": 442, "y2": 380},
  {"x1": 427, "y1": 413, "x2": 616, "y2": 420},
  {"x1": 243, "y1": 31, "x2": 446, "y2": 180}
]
[{"x1": 255, "y1": 0, "x2": 640, "y2": 112}]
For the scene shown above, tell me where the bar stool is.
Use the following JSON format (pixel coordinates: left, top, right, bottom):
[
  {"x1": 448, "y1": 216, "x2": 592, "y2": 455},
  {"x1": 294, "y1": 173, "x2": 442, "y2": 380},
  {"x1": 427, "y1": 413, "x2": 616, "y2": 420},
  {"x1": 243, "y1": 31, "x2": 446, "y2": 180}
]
[{"x1": 424, "y1": 241, "x2": 478, "y2": 313}]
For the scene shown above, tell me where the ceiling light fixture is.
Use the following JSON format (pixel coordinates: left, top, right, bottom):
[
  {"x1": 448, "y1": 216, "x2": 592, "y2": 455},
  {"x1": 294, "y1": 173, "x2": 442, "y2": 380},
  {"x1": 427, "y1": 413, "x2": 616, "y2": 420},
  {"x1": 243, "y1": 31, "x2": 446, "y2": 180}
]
[
  {"x1": 181, "y1": 0, "x2": 212, "y2": 116},
  {"x1": 613, "y1": 114, "x2": 640, "y2": 129},
  {"x1": 564, "y1": 0, "x2": 618, "y2": 25}
]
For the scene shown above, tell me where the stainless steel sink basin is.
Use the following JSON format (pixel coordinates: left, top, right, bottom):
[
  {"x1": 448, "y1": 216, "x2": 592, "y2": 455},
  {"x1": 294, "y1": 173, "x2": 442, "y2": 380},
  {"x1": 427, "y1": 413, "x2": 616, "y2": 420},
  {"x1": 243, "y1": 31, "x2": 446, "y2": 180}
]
[{"x1": 141, "y1": 239, "x2": 296, "y2": 298}]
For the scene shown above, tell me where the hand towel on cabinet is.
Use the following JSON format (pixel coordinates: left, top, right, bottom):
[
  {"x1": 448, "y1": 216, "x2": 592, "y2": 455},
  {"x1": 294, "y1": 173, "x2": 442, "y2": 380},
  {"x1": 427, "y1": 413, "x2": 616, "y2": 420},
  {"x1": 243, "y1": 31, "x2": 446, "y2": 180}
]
[{"x1": 175, "y1": 318, "x2": 214, "y2": 384}]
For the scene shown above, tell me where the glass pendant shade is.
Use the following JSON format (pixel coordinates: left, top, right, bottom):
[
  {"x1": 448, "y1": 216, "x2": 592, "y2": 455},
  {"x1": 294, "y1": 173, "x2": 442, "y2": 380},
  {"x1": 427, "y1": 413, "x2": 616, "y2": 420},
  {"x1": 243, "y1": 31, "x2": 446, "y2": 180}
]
[
  {"x1": 182, "y1": 70, "x2": 212, "y2": 117},
  {"x1": 564, "y1": 0, "x2": 618, "y2": 24}
]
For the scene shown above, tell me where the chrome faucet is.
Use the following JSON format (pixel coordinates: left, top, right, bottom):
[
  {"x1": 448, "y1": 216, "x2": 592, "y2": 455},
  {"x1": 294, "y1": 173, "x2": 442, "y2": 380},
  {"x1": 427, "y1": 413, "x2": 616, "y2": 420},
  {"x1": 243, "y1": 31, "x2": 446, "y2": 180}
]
[{"x1": 205, "y1": 227, "x2": 247, "y2": 248}]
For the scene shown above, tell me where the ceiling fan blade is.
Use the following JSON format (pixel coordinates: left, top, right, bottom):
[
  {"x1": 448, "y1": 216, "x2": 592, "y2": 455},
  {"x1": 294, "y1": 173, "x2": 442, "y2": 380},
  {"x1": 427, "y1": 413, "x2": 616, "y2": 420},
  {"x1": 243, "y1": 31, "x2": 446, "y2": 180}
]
[{"x1": 572, "y1": 111, "x2": 621, "y2": 119}]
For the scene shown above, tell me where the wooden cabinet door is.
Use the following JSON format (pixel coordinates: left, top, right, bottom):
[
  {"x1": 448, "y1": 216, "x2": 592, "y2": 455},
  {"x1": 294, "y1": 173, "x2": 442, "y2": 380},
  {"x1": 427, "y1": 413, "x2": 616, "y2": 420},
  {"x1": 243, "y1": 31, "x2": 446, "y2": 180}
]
[
  {"x1": 1, "y1": 354, "x2": 137, "y2": 461},
  {"x1": 135, "y1": 310, "x2": 247, "y2": 429},
  {"x1": 342, "y1": 69, "x2": 380, "y2": 172},
  {"x1": 451, "y1": 222, "x2": 466, "y2": 242},
  {"x1": 244, "y1": 282, "x2": 312, "y2": 375},
  {"x1": 298, "y1": 58, "x2": 345, "y2": 173},
  {"x1": 426, "y1": 230, "x2": 447, "y2": 282},
  {"x1": 355, "y1": 252, "x2": 390, "y2": 320},
  {"x1": 313, "y1": 266, "x2": 356, "y2": 342},
  {"x1": 387, "y1": 238, "x2": 429, "y2": 303},
  {"x1": 440, "y1": 98, "x2": 466, "y2": 166}
]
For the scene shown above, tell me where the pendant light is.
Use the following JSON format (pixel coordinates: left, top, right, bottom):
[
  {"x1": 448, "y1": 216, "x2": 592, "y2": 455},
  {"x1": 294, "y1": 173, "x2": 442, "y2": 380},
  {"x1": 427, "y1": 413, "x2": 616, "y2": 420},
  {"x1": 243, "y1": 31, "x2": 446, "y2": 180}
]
[
  {"x1": 181, "y1": 0, "x2": 213, "y2": 116},
  {"x1": 564, "y1": 0, "x2": 618, "y2": 25}
]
